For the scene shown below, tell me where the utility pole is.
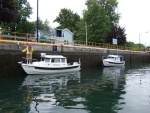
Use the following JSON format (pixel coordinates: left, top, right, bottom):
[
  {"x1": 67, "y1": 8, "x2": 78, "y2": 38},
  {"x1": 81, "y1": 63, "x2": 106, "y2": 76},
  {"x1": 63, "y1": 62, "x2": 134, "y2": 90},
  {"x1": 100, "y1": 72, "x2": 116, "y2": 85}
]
[
  {"x1": 85, "y1": 22, "x2": 87, "y2": 46},
  {"x1": 36, "y1": 0, "x2": 39, "y2": 42}
]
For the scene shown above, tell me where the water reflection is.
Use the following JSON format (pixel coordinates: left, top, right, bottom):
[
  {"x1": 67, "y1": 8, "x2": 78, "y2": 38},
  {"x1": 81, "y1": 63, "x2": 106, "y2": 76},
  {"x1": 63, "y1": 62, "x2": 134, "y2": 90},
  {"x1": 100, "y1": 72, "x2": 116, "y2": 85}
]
[
  {"x1": 102, "y1": 66, "x2": 125, "y2": 80},
  {"x1": 1, "y1": 65, "x2": 150, "y2": 113},
  {"x1": 116, "y1": 66, "x2": 150, "y2": 113},
  {"x1": 22, "y1": 72, "x2": 80, "y2": 89},
  {"x1": 102, "y1": 66, "x2": 125, "y2": 88},
  {"x1": 22, "y1": 72, "x2": 87, "y2": 113}
]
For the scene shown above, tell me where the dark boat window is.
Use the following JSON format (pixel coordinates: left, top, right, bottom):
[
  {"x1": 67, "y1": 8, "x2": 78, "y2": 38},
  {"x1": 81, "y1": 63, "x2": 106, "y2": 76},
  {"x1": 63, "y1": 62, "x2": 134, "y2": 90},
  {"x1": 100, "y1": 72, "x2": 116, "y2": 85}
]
[
  {"x1": 61, "y1": 58, "x2": 66, "y2": 63},
  {"x1": 51, "y1": 58, "x2": 60, "y2": 63},
  {"x1": 40, "y1": 57, "x2": 45, "y2": 61},
  {"x1": 45, "y1": 58, "x2": 50, "y2": 62},
  {"x1": 108, "y1": 57, "x2": 114, "y2": 59}
]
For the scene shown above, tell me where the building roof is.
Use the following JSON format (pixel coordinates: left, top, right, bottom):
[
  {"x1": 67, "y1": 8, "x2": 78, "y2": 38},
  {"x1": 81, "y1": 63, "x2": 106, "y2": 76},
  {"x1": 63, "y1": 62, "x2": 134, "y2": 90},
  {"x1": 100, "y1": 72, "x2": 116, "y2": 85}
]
[
  {"x1": 38, "y1": 28, "x2": 73, "y2": 36},
  {"x1": 39, "y1": 30, "x2": 51, "y2": 35},
  {"x1": 62, "y1": 28, "x2": 73, "y2": 35}
]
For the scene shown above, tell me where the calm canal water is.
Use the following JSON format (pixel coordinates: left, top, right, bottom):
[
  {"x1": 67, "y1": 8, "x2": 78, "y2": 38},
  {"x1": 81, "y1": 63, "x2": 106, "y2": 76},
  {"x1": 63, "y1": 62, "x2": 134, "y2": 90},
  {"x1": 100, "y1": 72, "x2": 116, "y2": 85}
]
[{"x1": 0, "y1": 64, "x2": 150, "y2": 113}]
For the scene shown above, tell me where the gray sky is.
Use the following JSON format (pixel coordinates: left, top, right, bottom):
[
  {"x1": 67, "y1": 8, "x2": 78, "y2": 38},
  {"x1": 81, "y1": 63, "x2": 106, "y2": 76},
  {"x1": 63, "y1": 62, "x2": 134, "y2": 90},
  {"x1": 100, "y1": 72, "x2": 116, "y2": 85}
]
[{"x1": 28, "y1": 0, "x2": 150, "y2": 46}]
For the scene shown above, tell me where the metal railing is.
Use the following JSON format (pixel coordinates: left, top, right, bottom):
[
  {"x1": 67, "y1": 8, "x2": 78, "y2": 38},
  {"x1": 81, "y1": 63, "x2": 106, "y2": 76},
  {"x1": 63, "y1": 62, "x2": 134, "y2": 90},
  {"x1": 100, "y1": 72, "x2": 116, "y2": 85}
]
[
  {"x1": 0, "y1": 31, "x2": 35, "y2": 42},
  {"x1": 0, "y1": 30, "x2": 149, "y2": 52}
]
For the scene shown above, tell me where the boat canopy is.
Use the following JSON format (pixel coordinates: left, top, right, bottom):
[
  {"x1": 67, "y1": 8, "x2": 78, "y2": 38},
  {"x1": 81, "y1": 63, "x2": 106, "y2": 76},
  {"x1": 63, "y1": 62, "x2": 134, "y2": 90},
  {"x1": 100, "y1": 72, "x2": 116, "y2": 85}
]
[
  {"x1": 40, "y1": 53, "x2": 66, "y2": 59},
  {"x1": 118, "y1": 55, "x2": 124, "y2": 58},
  {"x1": 45, "y1": 55, "x2": 66, "y2": 59},
  {"x1": 108, "y1": 54, "x2": 124, "y2": 58}
]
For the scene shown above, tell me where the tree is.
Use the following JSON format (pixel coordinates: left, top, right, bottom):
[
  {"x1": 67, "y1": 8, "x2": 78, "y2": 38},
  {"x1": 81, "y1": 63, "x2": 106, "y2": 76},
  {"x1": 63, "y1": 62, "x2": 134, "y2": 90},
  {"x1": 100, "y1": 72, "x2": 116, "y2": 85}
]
[
  {"x1": 105, "y1": 25, "x2": 126, "y2": 45},
  {"x1": 83, "y1": 0, "x2": 119, "y2": 43},
  {"x1": 0, "y1": 0, "x2": 33, "y2": 33},
  {"x1": 54, "y1": 8, "x2": 81, "y2": 34},
  {"x1": 37, "y1": 19, "x2": 51, "y2": 31},
  {"x1": 75, "y1": 19, "x2": 86, "y2": 41},
  {"x1": 0, "y1": 0, "x2": 19, "y2": 23},
  {"x1": 126, "y1": 41, "x2": 136, "y2": 48}
]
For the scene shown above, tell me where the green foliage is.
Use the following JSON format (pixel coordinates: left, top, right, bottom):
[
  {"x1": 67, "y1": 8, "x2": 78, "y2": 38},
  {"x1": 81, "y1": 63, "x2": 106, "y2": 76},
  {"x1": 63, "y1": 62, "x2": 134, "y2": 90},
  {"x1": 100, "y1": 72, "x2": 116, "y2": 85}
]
[
  {"x1": 0, "y1": 0, "x2": 51, "y2": 34},
  {"x1": 36, "y1": 19, "x2": 51, "y2": 31},
  {"x1": 54, "y1": 8, "x2": 81, "y2": 39},
  {"x1": 0, "y1": 0, "x2": 19, "y2": 23},
  {"x1": 0, "y1": 0, "x2": 33, "y2": 33},
  {"x1": 0, "y1": 18, "x2": 51, "y2": 34},
  {"x1": 105, "y1": 25, "x2": 126, "y2": 45},
  {"x1": 0, "y1": 0, "x2": 128, "y2": 46},
  {"x1": 126, "y1": 41, "x2": 136, "y2": 48},
  {"x1": 0, "y1": 19, "x2": 35, "y2": 33},
  {"x1": 17, "y1": 0, "x2": 32, "y2": 20},
  {"x1": 126, "y1": 41, "x2": 145, "y2": 49},
  {"x1": 75, "y1": 19, "x2": 86, "y2": 41},
  {"x1": 82, "y1": 0, "x2": 119, "y2": 43}
]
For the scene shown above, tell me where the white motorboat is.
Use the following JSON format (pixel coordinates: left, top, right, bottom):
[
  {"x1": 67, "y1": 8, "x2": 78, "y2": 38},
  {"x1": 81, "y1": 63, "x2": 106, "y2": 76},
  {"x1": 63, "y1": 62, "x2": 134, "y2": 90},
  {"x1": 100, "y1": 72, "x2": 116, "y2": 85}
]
[
  {"x1": 19, "y1": 53, "x2": 81, "y2": 75},
  {"x1": 102, "y1": 54, "x2": 125, "y2": 67}
]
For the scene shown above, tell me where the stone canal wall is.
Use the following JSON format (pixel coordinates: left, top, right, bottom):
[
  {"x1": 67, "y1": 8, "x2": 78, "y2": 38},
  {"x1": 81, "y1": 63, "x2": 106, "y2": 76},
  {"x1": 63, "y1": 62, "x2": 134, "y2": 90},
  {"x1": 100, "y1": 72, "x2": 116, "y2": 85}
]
[{"x1": 0, "y1": 41, "x2": 150, "y2": 75}]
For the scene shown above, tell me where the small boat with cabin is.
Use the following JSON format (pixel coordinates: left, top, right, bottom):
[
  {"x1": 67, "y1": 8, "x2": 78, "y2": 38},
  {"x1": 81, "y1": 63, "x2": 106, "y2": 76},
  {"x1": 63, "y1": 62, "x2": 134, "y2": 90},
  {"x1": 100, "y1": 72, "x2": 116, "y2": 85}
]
[
  {"x1": 18, "y1": 53, "x2": 81, "y2": 75},
  {"x1": 102, "y1": 54, "x2": 125, "y2": 67}
]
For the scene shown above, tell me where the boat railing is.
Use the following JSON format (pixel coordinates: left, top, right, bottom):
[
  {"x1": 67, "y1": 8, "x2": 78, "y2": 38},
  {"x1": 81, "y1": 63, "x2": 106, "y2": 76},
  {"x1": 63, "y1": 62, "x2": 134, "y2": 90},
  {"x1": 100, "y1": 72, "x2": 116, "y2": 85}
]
[
  {"x1": 102, "y1": 56, "x2": 107, "y2": 60},
  {"x1": 68, "y1": 63, "x2": 71, "y2": 65},
  {"x1": 22, "y1": 57, "x2": 38, "y2": 64}
]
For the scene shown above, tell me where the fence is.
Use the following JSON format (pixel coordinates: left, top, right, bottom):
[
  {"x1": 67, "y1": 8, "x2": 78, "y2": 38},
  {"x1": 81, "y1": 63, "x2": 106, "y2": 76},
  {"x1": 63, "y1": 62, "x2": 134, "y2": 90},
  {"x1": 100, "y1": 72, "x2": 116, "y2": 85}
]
[{"x1": 0, "y1": 30, "x2": 148, "y2": 51}]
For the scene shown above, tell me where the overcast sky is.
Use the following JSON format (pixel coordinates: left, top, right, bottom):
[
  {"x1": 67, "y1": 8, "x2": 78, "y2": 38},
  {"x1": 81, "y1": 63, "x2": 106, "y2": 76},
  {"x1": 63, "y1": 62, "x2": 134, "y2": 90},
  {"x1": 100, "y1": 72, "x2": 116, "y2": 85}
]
[{"x1": 28, "y1": 0, "x2": 150, "y2": 46}]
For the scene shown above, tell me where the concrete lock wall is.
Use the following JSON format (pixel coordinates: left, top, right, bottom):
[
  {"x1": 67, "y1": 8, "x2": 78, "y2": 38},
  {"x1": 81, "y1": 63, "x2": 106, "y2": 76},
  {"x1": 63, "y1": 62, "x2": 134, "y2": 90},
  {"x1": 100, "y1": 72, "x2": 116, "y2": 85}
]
[{"x1": 0, "y1": 41, "x2": 150, "y2": 75}]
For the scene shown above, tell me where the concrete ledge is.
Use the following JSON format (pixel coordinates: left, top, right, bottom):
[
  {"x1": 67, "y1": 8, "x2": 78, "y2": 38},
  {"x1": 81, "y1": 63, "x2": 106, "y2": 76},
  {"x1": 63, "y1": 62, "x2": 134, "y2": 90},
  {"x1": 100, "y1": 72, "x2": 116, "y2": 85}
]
[
  {"x1": 0, "y1": 40, "x2": 150, "y2": 55},
  {"x1": 0, "y1": 40, "x2": 150, "y2": 70}
]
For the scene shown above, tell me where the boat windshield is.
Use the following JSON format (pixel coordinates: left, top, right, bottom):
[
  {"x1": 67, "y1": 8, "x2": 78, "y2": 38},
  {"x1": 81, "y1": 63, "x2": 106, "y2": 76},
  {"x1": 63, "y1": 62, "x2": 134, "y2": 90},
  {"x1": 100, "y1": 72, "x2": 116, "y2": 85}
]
[
  {"x1": 50, "y1": 58, "x2": 66, "y2": 63},
  {"x1": 45, "y1": 58, "x2": 50, "y2": 62},
  {"x1": 51, "y1": 58, "x2": 60, "y2": 63},
  {"x1": 40, "y1": 57, "x2": 45, "y2": 61},
  {"x1": 108, "y1": 57, "x2": 115, "y2": 59},
  {"x1": 61, "y1": 58, "x2": 66, "y2": 63}
]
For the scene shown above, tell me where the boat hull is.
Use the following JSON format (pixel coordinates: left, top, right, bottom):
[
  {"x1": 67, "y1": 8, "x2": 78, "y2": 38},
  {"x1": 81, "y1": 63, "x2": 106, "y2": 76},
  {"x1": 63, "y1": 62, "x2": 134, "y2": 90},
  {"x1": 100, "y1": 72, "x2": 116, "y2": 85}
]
[
  {"x1": 21, "y1": 64, "x2": 81, "y2": 75},
  {"x1": 103, "y1": 60, "x2": 125, "y2": 67}
]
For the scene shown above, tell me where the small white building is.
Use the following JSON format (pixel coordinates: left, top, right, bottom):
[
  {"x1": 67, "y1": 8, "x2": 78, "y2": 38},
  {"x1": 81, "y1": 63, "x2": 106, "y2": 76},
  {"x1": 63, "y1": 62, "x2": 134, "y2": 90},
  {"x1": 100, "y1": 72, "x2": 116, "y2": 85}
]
[{"x1": 35, "y1": 28, "x2": 74, "y2": 45}]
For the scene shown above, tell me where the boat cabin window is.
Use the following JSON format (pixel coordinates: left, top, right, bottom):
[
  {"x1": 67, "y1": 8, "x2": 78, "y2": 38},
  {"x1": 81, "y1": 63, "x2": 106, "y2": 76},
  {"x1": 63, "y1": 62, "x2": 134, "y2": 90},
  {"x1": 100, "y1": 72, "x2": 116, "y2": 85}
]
[
  {"x1": 120, "y1": 57, "x2": 123, "y2": 61},
  {"x1": 108, "y1": 57, "x2": 115, "y2": 59},
  {"x1": 40, "y1": 57, "x2": 45, "y2": 61},
  {"x1": 51, "y1": 58, "x2": 60, "y2": 63},
  {"x1": 61, "y1": 58, "x2": 66, "y2": 63},
  {"x1": 45, "y1": 58, "x2": 50, "y2": 62}
]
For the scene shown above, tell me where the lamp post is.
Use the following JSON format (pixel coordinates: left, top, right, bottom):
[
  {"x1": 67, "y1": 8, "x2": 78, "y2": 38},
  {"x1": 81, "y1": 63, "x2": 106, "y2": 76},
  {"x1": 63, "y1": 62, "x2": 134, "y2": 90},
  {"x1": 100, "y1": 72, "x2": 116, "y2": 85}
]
[{"x1": 139, "y1": 31, "x2": 148, "y2": 49}]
